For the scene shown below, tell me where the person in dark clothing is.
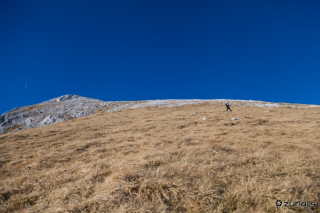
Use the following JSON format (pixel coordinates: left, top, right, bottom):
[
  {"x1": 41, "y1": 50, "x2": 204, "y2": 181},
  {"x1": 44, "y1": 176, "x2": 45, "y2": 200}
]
[{"x1": 226, "y1": 101, "x2": 232, "y2": 112}]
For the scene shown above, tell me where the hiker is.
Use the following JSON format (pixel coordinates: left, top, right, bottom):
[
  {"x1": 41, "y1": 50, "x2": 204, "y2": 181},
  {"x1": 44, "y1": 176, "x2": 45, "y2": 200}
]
[{"x1": 226, "y1": 101, "x2": 232, "y2": 112}]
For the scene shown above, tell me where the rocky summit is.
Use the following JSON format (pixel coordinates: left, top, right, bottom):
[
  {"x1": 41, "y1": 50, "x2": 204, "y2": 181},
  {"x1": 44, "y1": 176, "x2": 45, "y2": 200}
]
[{"x1": 0, "y1": 95, "x2": 111, "y2": 134}]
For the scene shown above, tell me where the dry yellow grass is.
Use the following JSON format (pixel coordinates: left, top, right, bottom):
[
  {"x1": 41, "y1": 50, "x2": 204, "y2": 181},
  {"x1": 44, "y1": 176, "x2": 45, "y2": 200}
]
[{"x1": 0, "y1": 102, "x2": 320, "y2": 212}]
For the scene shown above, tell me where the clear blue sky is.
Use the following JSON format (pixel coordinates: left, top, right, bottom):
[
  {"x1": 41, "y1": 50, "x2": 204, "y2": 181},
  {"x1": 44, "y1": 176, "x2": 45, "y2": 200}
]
[{"x1": 1, "y1": 0, "x2": 320, "y2": 114}]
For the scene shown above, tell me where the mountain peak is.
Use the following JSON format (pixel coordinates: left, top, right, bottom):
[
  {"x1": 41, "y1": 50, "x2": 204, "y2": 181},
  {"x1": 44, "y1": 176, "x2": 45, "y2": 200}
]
[
  {"x1": 0, "y1": 95, "x2": 109, "y2": 134},
  {"x1": 55, "y1": 94, "x2": 80, "y2": 102}
]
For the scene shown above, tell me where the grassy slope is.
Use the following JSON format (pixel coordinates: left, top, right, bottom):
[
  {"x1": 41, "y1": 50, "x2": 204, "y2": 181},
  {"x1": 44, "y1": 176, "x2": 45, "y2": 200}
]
[{"x1": 0, "y1": 102, "x2": 320, "y2": 212}]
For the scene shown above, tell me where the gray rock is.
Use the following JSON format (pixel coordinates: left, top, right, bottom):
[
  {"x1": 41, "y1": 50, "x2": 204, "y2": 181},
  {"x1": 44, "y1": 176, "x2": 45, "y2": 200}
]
[
  {"x1": 0, "y1": 94, "x2": 111, "y2": 134},
  {"x1": 38, "y1": 115, "x2": 63, "y2": 126},
  {"x1": 25, "y1": 117, "x2": 34, "y2": 126},
  {"x1": 0, "y1": 115, "x2": 5, "y2": 124},
  {"x1": 56, "y1": 94, "x2": 79, "y2": 102}
]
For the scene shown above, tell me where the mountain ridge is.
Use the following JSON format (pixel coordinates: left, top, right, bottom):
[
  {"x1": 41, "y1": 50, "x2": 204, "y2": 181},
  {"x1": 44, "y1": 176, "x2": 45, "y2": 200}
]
[{"x1": 1, "y1": 94, "x2": 318, "y2": 134}]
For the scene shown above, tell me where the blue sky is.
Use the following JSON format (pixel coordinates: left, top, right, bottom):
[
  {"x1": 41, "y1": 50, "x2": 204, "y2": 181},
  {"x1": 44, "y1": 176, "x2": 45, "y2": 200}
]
[{"x1": 1, "y1": 0, "x2": 320, "y2": 114}]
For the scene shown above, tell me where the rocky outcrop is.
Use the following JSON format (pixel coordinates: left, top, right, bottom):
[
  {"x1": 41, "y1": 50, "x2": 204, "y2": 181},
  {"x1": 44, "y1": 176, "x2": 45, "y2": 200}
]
[
  {"x1": 55, "y1": 94, "x2": 79, "y2": 102},
  {"x1": 38, "y1": 115, "x2": 64, "y2": 126},
  {"x1": 0, "y1": 95, "x2": 111, "y2": 134}
]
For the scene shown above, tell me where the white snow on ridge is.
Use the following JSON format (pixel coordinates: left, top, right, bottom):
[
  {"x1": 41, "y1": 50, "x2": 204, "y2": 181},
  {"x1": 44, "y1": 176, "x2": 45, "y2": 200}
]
[{"x1": 104, "y1": 98, "x2": 318, "y2": 112}]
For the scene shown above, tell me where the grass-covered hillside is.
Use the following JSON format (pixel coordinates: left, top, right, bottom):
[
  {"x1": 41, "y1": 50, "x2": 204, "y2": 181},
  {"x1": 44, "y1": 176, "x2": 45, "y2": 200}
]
[{"x1": 0, "y1": 102, "x2": 319, "y2": 212}]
